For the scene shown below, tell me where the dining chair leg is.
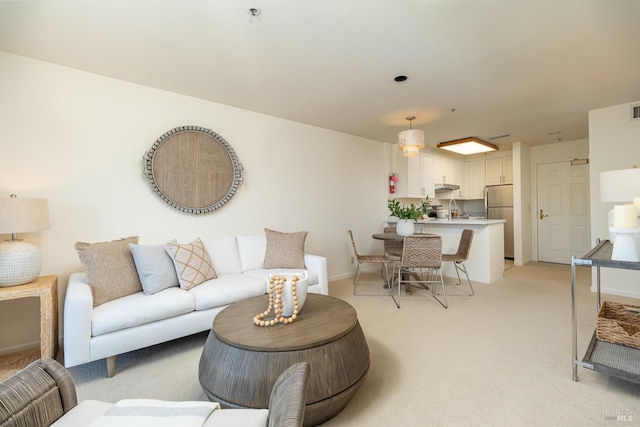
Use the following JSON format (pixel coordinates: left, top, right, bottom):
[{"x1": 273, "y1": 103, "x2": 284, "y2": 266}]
[
  {"x1": 393, "y1": 268, "x2": 402, "y2": 308},
  {"x1": 431, "y1": 269, "x2": 448, "y2": 309},
  {"x1": 454, "y1": 262, "x2": 474, "y2": 296},
  {"x1": 352, "y1": 263, "x2": 362, "y2": 290}
]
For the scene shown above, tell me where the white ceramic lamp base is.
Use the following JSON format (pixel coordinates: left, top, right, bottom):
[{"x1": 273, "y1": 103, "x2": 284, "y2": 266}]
[
  {"x1": 0, "y1": 240, "x2": 43, "y2": 287},
  {"x1": 610, "y1": 228, "x2": 640, "y2": 262}
]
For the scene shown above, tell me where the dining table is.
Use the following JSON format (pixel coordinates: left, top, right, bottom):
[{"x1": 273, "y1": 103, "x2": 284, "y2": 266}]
[
  {"x1": 372, "y1": 232, "x2": 438, "y2": 295},
  {"x1": 371, "y1": 232, "x2": 436, "y2": 241}
]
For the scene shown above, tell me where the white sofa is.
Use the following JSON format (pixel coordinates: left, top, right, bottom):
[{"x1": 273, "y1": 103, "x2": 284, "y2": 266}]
[{"x1": 63, "y1": 233, "x2": 328, "y2": 376}]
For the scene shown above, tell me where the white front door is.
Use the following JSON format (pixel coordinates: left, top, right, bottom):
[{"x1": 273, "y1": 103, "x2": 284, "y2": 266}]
[{"x1": 537, "y1": 161, "x2": 590, "y2": 264}]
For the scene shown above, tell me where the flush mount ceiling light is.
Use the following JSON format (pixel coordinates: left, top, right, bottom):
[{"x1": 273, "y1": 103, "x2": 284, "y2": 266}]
[
  {"x1": 437, "y1": 137, "x2": 498, "y2": 156},
  {"x1": 397, "y1": 116, "x2": 424, "y2": 157}
]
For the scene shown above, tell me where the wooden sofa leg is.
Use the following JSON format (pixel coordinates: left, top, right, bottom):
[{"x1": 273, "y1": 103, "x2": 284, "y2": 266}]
[{"x1": 106, "y1": 356, "x2": 116, "y2": 378}]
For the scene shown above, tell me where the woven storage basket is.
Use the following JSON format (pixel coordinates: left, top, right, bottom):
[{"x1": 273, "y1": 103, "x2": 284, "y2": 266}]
[{"x1": 596, "y1": 301, "x2": 640, "y2": 349}]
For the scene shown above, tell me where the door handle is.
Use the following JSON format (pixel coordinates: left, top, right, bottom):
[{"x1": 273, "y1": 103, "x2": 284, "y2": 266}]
[{"x1": 539, "y1": 209, "x2": 549, "y2": 220}]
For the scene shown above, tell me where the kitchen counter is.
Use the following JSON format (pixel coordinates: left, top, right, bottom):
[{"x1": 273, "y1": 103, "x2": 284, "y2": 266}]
[
  {"x1": 416, "y1": 218, "x2": 506, "y2": 225},
  {"x1": 386, "y1": 218, "x2": 505, "y2": 284}
]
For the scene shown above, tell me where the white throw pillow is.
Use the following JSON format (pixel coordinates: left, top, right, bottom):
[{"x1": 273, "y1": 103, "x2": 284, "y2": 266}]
[
  {"x1": 129, "y1": 241, "x2": 179, "y2": 295},
  {"x1": 202, "y1": 236, "x2": 242, "y2": 275},
  {"x1": 236, "y1": 234, "x2": 267, "y2": 272}
]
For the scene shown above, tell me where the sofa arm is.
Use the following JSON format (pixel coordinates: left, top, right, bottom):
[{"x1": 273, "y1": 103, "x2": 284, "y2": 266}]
[
  {"x1": 0, "y1": 358, "x2": 78, "y2": 427},
  {"x1": 304, "y1": 254, "x2": 328, "y2": 295},
  {"x1": 63, "y1": 273, "x2": 94, "y2": 368}
]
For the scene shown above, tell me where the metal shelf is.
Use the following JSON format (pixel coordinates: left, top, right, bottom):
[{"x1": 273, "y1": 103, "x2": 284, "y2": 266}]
[{"x1": 571, "y1": 240, "x2": 640, "y2": 383}]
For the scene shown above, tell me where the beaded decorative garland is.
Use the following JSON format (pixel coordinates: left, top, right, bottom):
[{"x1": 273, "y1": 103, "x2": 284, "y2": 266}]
[{"x1": 253, "y1": 275, "x2": 300, "y2": 327}]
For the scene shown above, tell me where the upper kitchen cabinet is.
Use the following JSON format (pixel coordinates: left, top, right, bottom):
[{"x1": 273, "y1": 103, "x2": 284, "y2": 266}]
[
  {"x1": 433, "y1": 155, "x2": 463, "y2": 198},
  {"x1": 485, "y1": 154, "x2": 513, "y2": 185},
  {"x1": 462, "y1": 160, "x2": 486, "y2": 199},
  {"x1": 392, "y1": 152, "x2": 435, "y2": 199}
]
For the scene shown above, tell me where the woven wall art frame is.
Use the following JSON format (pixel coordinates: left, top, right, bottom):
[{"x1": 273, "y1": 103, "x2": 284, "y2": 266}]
[{"x1": 144, "y1": 125, "x2": 244, "y2": 214}]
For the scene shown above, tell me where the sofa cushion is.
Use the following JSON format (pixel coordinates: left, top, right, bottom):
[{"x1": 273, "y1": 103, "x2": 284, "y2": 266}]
[
  {"x1": 88, "y1": 399, "x2": 219, "y2": 427},
  {"x1": 92, "y1": 288, "x2": 195, "y2": 336},
  {"x1": 129, "y1": 242, "x2": 179, "y2": 295},
  {"x1": 189, "y1": 274, "x2": 266, "y2": 310},
  {"x1": 165, "y1": 238, "x2": 217, "y2": 290},
  {"x1": 236, "y1": 234, "x2": 267, "y2": 272},
  {"x1": 75, "y1": 236, "x2": 142, "y2": 307},
  {"x1": 204, "y1": 408, "x2": 269, "y2": 427},
  {"x1": 263, "y1": 229, "x2": 307, "y2": 269},
  {"x1": 50, "y1": 400, "x2": 113, "y2": 427},
  {"x1": 202, "y1": 236, "x2": 242, "y2": 275}
]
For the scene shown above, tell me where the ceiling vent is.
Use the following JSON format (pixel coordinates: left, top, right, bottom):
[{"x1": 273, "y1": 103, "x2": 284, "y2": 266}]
[{"x1": 631, "y1": 103, "x2": 640, "y2": 121}]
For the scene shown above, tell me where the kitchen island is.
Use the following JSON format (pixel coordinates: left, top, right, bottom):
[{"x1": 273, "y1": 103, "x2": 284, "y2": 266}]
[{"x1": 387, "y1": 218, "x2": 505, "y2": 284}]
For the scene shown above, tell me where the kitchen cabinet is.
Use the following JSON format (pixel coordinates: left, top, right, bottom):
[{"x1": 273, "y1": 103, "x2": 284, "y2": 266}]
[
  {"x1": 392, "y1": 152, "x2": 434, "y2": 199},
  {"x1": 433, "y1": 156, "x2": 459, "y2": 185},
  {"x1": 433, "y1": 155, "x2": 463, "y2": 198},
  {"x1": 421, "y1": 155, "x2": 435, "y2": 199},
  {"x1": 485, "y1": 155, "x2": 513, "y2": 185},
  {"x1": 571, "y1": 240, "x2": 640, "y2": 384},
  {"x1": 463, "y1": 160, "x2": 486, "y2": 199}
]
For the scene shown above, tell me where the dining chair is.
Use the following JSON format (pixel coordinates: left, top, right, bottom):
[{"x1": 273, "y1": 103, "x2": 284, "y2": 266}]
[
  {"x1": 441, "y1": 229, "x2": 474, "y2": 296},
  {"x1": 394, "y1": 234, "x2": 447, "y2": 308},
  {"x1": 383, "y1": 226, "x2": 403, "y2": 260},
  {"x1": 347, "y1": 230, "x2": 396, "y2": 305}
]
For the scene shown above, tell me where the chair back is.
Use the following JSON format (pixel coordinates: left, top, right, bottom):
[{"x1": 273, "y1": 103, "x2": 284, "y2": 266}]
[
  {"x1": 454, "y1": 229, "x2": 474, "y2": 261},
  {"x1": 400, "y1": 235, "x2": 442, "y2": 269},
  {"x1": 0, "y1": 358, "x2": 77, "y2": 427},
  {"x1": 267, "y1": 362, "x2": 310, "y2": 427},
  {"x1": 383, "y1": 226, "x2": 402, "y2": 257},
  {"x1": 347, "y1": 230, "x2": 361, "y2": 259}
]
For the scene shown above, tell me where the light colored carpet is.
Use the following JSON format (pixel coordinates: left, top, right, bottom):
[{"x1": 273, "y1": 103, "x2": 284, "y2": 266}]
[{"x1": 68, "y1": 262, "x2": 640, "y2": 426}]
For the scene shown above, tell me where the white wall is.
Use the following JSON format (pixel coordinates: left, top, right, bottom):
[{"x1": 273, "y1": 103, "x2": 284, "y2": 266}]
[
  {"x1": 589, "y1": 101, "x2": 640, "y2": 298},
  {"x1": 0, "y1": 52, "x2": 391, "y2": 353},
  {"x1": 530, "y1": 139, "x2": 590, "y2": 261}
]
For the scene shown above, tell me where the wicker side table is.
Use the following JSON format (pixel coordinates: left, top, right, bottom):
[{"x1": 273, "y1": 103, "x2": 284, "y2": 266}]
[{"x1": 0, "y1": 276, "x2": 59, "y2": 366}]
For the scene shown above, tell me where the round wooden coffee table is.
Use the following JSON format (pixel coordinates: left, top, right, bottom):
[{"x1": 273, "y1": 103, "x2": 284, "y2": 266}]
[{"x1": 198, "y1": 293, "x2": 369, "y2": 427}]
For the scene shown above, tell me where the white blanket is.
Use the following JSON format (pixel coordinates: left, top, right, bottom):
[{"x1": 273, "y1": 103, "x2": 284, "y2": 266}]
[{"x1": 89, "y1": 399, "x2": 220, "y2": 427}]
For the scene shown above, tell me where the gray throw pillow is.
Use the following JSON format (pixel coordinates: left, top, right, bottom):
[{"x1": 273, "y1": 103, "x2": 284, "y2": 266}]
[{"x1": 129, "y1": 241, "x2": 179, "y2": 295}]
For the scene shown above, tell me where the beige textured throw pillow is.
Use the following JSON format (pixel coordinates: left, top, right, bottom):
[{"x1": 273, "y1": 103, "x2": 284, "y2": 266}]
[
  {"x1": 263, "y1": 228, "x2": 308, "y2": 269},
  {"x1": 165, "y1": 237, "x2": 217, "y2": 290},
  {"x1": 75, "y1": 236, "x2": 142, "y2": 307}
]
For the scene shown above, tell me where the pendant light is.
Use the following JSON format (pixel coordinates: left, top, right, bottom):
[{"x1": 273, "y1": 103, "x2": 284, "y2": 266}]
[{"x1": 397, "y1": 116, "x2": 424, "y2": 157}]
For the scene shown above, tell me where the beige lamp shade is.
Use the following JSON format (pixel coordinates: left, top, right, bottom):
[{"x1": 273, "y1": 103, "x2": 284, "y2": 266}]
[{"x1": 0, "y1": 195, "x2": 50, "y2": 287}]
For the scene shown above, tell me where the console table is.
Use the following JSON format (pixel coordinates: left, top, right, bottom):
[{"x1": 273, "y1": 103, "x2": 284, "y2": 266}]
[
  {"x1": 0, "y1": 276, "x2": 59, "y2": 376},
  {"x1": 571, "y1": 240, "x2": 640, "y2": 383}
]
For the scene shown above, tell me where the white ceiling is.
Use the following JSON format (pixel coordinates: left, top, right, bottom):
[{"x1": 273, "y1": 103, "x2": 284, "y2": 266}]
[{"x1": 1, "y1": 0, "x2": 640, "y2": 151}]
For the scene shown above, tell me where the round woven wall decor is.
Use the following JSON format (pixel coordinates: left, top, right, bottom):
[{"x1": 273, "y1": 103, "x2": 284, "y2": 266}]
[{"x1": 144, "y1": 125, "x2": 244, "y2": 214}]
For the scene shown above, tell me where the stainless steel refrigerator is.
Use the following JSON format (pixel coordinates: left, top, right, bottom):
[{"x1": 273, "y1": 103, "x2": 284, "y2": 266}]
[{"x1": 486, "y1": 184, "x2": 514, "y2": 259}]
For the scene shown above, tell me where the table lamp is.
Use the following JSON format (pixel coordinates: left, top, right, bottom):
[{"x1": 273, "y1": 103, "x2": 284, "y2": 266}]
[
  {"x1": 0, "y1": 194, "x2": 51, "y2": 286},
  {"x1": 600, "y1": 168, "x2": 640, "y2": 261}
]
